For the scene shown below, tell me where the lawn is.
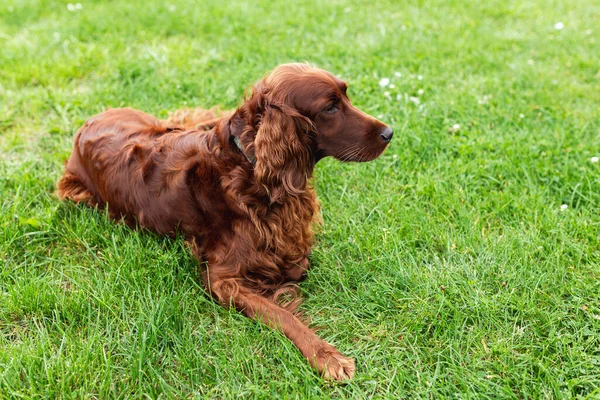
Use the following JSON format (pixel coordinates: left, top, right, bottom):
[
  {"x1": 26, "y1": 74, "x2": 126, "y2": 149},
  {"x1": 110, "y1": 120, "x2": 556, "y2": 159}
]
[{"x1": 1, "y1": 0, "x2": 599, "y2": 398}]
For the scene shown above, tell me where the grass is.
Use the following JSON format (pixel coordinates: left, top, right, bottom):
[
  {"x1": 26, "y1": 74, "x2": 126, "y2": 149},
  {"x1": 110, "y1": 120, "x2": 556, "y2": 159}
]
[{"x1": 1, "y1": 0, "x2": 599, "y2": 397}]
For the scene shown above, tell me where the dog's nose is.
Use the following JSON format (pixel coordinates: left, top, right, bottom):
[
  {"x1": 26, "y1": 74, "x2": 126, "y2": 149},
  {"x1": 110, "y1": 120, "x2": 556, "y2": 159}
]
[{"x1": 380, "y1": 126, "x2": 393, "y2": 143}]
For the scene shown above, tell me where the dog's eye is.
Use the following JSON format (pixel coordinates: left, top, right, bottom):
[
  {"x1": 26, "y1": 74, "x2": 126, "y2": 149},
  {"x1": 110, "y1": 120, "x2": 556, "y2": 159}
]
[{"x1": 323, "y1": 101, "x2": 339, "y2": 114}]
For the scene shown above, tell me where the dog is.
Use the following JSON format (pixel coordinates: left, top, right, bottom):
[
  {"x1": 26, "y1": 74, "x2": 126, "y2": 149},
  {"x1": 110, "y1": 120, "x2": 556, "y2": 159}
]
[{"x1": 57, "y1": 63, "x2": 392, "y2": 380}]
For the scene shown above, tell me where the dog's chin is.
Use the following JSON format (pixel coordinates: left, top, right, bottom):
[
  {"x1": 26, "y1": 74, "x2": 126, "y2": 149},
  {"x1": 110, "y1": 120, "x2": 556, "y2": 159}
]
[{"x1": 331, "y1": 145, "x2": 388, "y2": 163}]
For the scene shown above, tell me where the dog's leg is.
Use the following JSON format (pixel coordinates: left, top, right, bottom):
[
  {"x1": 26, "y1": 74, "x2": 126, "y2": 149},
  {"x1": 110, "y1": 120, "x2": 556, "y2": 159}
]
[{"x1": 207, "y1": 269, "x2": 355, "y2": 380}]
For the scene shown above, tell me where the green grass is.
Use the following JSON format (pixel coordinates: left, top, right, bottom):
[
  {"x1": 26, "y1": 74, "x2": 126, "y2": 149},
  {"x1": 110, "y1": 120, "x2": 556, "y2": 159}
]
[{"x1": 1, "y1": 0, "x2": 600, "y2": 397}]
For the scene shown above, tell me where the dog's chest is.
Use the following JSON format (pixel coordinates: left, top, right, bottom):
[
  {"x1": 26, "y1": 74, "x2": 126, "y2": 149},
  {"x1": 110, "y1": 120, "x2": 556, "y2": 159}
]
[{"x1": 259, "y1": 192, "x2": 318, "y2": 261}]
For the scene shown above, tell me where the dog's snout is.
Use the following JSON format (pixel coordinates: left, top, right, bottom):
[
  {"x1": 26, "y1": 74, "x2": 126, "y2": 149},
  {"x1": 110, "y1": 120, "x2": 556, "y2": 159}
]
[{"x1": 379, "y1": 126, "x2": 393, "y2": 143}]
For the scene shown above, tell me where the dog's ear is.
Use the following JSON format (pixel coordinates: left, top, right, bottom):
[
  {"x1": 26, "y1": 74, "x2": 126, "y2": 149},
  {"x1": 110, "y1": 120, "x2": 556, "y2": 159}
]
[{"x1": 254, "y1": 105, "x2": 312, "y2": 203}]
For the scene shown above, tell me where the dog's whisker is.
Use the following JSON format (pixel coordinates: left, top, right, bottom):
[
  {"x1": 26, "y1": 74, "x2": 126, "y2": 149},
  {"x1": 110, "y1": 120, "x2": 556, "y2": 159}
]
[
  {"x1": 337, "y1": 146, "x2": 355, "y2": 161},
  {"x1": 345, "y1": 146, "x2": 360, "y2": 161},
  {"x1": 338, "y1": 145, "x2": 364, "y2": 162}
]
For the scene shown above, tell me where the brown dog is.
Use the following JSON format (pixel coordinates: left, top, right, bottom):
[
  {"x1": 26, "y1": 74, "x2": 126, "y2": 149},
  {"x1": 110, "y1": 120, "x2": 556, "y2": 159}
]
[{"x1": 57, "y1": 64, "x2": 392, "y2": 380}]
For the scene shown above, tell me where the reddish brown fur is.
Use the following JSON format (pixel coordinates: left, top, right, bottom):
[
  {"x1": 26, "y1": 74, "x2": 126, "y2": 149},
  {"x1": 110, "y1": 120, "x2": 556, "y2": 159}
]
[{"x1": 57, "y1": 64, "x2": 392, "y2": 380}]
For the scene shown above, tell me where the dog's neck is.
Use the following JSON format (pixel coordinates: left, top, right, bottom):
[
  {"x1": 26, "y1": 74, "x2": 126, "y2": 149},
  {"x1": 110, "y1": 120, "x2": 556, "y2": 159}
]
[{"x1": 222, "y1": 110, "x2": 318, "y2": 204}]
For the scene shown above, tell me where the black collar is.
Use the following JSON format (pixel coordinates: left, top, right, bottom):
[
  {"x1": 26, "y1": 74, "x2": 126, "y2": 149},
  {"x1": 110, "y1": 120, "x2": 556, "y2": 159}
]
[
  {"x1": 231, "y1": 135, "x2": 256, "y2": 165},
  {"x1": 228, "y1": 120, "x2": 256, "y2": 165}
]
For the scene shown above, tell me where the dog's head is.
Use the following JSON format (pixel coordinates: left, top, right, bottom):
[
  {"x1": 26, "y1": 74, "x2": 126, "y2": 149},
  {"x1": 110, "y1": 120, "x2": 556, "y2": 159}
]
[
  {"x1": 258, "y1": 63, "x2": 392, "y2": 162},
  {"x1": 232, "y1": 63, "x2": 392, "y2": 200}
]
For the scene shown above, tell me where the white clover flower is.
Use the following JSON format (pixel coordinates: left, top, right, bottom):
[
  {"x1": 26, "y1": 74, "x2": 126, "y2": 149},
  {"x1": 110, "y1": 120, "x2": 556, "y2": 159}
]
[
  {"x1": 379, "y1": 78, "x2": 390, "y2": 87},
  {"x1": 168, "y1": 4, "x2": 176, "y2": 11},
  {"x1": 527, "y1": 59, "x2": 534, "y2": 65},
  {"x1": 394, "y1": 72, "x2": 402, "y2": 77},
  {"x1": 478, "y1": 94, "x2": 492, "y2": 104},
  {"x1": 417, "y1": 89, "x2": 424, "y2": 95},
  {"x1": 396, "y1": 94, "x2": 402, "y2": 101},
  {"x1": 519, "y1": 114, "x2": 525, "y2": 118},
  {"x1": 591, "y1": 156, "x2": 599, "y2": 163},
  {"x1": 452, "y1": 123, "x2": 461, "y2": 132},
  {"x1": 417, "y1": 75, "x2": 423, "y2": 80},
  {"x1": 384, "y1": 91, "x2": 391, "y2": 98},
  {"x1": 554, "y1": 22, "x2": 564, "y2": 30},
  {"x1": 67, "y1": 3, "x2": 82, "y2": 11},
  {"x1": 560, "y1": 204, "x2": 568, "y2": 211},
  {"x1": 409, "y1": 96, "x2": 420, "y2": 105},
  {"x1": 389, "y1": 84, "x2": 396, "y2": 89}
]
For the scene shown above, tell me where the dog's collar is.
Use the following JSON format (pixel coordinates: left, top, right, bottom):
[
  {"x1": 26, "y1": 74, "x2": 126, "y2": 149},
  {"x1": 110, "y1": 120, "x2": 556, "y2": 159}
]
[
  {"x1": 228, "y1": 121, "x2": 256, "y2": 165},
  {"x1": 232, "y1": 136, "x2": 256, "y2": 165}
]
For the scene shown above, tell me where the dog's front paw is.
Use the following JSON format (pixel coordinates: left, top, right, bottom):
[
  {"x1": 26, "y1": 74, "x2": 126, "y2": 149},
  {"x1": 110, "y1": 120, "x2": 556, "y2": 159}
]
[{"x1": 313, "y1": 343, "x2": 355, "y2": 380}]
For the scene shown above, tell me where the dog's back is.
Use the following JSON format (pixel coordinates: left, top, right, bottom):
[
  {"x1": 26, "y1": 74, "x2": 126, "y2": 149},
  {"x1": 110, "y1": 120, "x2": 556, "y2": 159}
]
[{"x1": 57, "y1": 107, "x2": 219, "y2": 233}]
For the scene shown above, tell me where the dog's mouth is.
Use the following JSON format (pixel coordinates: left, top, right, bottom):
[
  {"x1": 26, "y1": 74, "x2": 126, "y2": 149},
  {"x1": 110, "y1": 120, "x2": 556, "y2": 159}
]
[
  {"x1": 336, "y1": 125, "x2": 393, "y2": 162},
  {"x1": 333, "y1": 136, "x2": 391, "y2": 163},
  {"x1": 314, "y1": 143, "x2": 389, "y2": 163},
  {"x1": 336, "y1": 146, "x2": 388, "y2": 162},
  {"x1": 314, "y1": 124, "x2": 392, "y2": 163}
]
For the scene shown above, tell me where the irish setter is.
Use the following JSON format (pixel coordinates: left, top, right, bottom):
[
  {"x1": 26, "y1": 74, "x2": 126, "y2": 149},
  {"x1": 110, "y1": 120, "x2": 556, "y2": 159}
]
[{"x1": 57, "y1": 64, "x2": 392, "y2": 380}]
